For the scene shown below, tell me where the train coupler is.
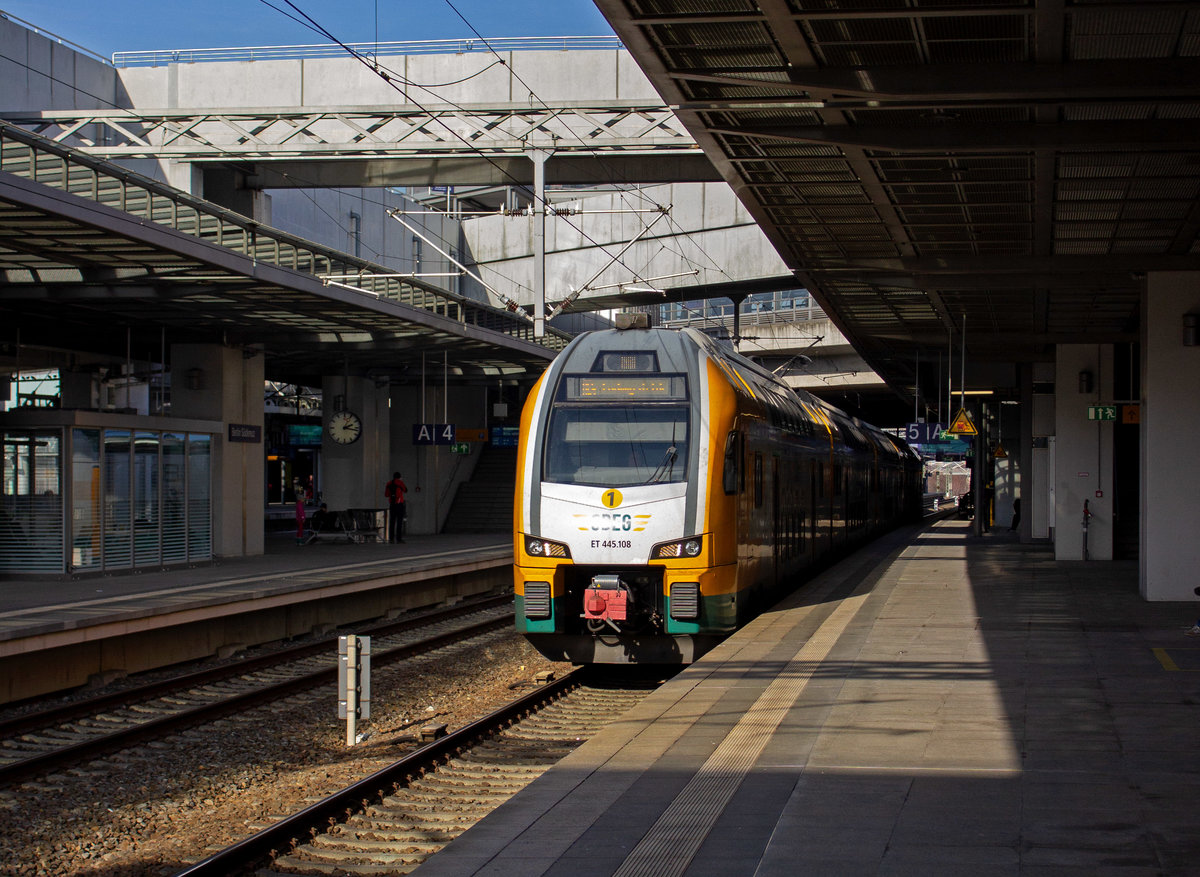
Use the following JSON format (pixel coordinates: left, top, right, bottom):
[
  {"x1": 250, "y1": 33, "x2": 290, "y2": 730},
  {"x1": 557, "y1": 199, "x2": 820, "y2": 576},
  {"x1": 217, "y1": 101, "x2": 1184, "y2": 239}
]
[{"x1": 582, "y1": 574, "x2": 628, "y2": 633}]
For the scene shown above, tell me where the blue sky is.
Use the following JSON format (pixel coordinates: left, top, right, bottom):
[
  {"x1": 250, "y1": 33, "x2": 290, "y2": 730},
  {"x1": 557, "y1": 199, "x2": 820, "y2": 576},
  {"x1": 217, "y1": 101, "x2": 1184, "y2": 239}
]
[{"x1": 3, "y1": 0, "x2": 616, "y2": 58}]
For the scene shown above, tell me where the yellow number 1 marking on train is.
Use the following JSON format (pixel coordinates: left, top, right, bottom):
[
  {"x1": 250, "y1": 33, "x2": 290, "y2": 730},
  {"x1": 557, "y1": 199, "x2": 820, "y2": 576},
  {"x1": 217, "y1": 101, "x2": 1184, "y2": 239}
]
[{"x1": 601, "y1": 489, "x2": 624, "y2": 508}]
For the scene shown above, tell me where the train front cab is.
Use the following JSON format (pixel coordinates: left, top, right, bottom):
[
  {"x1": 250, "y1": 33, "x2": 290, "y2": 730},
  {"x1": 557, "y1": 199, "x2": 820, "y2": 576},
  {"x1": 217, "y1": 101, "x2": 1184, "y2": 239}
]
[{"x1": 513, "y1": 345, "x2": 743, "y2": 664}]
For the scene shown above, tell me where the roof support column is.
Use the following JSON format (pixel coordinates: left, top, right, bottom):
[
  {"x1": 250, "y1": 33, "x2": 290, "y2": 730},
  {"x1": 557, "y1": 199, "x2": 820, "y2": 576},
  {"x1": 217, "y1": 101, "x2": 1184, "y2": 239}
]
[
  {"x1": 1142, "y1": 272, "x2": 1200, "y2": 600},
  {"x1": 1054, "y1": 344, "x2": 1114, "y2": 562},
  {"x1": 171, "y1": 343, "x2": 265, "y2": 559},
  {"x1": 321, "y1": 375, "x2": 391, "y2": 514}
]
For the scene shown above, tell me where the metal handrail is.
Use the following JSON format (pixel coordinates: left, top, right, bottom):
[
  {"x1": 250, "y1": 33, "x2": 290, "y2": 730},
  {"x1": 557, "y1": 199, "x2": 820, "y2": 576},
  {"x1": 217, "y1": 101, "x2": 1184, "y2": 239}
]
[{"x1": 112, "y1": 35, "x2": 625, "y2": 67}]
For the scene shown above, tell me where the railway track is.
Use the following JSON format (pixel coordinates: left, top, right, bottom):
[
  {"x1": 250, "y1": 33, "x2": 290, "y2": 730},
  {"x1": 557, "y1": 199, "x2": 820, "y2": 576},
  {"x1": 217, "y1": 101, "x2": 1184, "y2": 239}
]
[
  {"x1": 178, "y1": 669, "x2": 659, "y2": 876},
  {"x1": 0, "y1": 595, "x2": 512, "y2": 786}
]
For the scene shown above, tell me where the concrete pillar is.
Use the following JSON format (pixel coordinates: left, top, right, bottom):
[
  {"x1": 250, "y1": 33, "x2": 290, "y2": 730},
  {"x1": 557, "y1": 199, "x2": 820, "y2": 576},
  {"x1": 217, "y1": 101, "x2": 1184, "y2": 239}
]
[
  {"x1": 171, "y1": 343, "x2": 265, "y2": 558},
  {"x1": 1029, "y1": 362, "x2": 1055, "y2": 540},
  {"x1": 321, "y1": 375, "x2": 390, "y2": 511},
  {"x1": 388, "y1": 381, "x2": 490, "y2": 535},
  {"x1": 201, "y1": 168, "x2": 273, "y2": 224},
  {"x1": 1143, "y1": 273, "x2": 1200, "y2": 601},
  {"x1": 1054, "y1": 344, "x2": 1115, "y2": 561}
]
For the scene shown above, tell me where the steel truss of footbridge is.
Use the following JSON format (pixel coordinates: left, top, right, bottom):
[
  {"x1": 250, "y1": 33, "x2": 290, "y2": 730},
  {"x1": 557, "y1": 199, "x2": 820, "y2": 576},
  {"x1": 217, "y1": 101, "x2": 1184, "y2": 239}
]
[{"x1": 4, "y1": 103, "x2": 716, "y2": 188}]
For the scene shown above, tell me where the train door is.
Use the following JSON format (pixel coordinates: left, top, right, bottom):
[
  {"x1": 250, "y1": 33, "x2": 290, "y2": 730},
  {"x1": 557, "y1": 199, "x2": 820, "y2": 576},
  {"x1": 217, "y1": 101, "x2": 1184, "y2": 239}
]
[
  {"x1": 772, "y1": 456, "x2": 781, "y2": 574},
  {"x1": 810, "y1": 461, "x2": 818, "y2": 561}
]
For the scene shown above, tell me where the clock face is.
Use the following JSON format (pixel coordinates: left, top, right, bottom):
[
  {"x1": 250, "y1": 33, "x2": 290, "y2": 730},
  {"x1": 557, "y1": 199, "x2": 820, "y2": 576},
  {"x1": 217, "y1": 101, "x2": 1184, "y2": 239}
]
[{"x1": 328, "y1": 410, "x2": 362, "y2": 444}]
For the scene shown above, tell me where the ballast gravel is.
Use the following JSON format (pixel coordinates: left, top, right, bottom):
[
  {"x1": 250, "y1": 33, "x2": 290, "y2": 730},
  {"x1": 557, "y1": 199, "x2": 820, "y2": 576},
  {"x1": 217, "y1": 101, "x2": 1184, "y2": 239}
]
[{"x1": 0, "y1": 631, "x2": 570, "y2": 876}]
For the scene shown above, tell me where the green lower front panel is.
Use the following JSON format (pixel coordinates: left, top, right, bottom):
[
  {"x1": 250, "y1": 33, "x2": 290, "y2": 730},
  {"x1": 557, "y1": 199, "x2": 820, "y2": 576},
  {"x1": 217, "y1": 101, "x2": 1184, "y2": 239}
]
[
  {"x1": 515, "y1": 593, "x2": 556, "y2": 634},
  {"x1": 665, "y1": 591, "x2": 737, "y2": 635}
]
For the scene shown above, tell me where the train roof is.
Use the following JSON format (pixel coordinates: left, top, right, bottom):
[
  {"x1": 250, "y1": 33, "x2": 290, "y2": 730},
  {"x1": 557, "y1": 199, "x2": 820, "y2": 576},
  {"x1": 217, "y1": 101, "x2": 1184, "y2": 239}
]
[{"x1": 550, "y1": 325, "x2": 918, "y2": 461}]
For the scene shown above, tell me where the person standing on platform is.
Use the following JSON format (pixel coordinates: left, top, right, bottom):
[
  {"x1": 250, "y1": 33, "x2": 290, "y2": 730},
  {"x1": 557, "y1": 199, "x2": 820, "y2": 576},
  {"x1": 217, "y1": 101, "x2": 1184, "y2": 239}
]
[{"x1": 384, "y1": 471, "x2": 408, "y2": 543}]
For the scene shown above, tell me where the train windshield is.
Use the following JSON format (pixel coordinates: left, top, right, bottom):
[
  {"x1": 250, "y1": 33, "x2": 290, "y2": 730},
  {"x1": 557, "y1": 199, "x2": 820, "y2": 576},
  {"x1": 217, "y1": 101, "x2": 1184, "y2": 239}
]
[{"x1": 543, "y1": 405, "x2": 690, "y2": 487}]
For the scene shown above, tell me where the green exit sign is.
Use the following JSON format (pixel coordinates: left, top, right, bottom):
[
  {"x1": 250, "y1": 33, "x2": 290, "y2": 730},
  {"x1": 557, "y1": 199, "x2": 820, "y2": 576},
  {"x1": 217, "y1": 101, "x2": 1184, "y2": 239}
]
[
  {"x1": 450, "y1": 442, "x2": 471, "y2": 455},
  {"x1": 1088, "y1": 405, "x2": 1117, "y2": 421}
]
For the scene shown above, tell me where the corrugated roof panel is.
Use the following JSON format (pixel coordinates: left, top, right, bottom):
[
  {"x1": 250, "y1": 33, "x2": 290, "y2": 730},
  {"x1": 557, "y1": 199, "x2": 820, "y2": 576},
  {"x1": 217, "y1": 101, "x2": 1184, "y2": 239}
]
[
  {"x1": 1130, "y1": 179, "x2": 1200, "y2": 200},
  {"x1": 631, "y1": 0, "x2": 757, "y2": 13},
  {"x1": 1072, "y1": 33, "x2": 1178, "y2": 60},
  {"x1": 1122, "y1": 201, "x2": 1191, "y2": 221},
  {"x1": 926, "y1": 36, "x2": 1028, "y2": 64},
  {"x1": 1057, "y1": 204, "x2": 1120, "y2": 222},
  {"x1": 808, "y1": 17, "x2": 916, "y2": 43},
  {"x1": 1057, "y1": 181, "x2": 1128, "y2": 200},
  {"x1": 653, "y1": 20, "x2": 775, "y2": 48},
  {"x1": 966, "y1": 206, "x2": 1032, "y2": 223},
  {"x1": 790, "y1": 183, "x2": 872, "y2": 201},
  {"x1": 897, "y1": 205, "x2": 968, "y2": 222},
  {"x1": 1055, "y1": 222, "x2": 1117, "y2": 240},
  {"x1": 806, "y1": 205, "x2": 880, "y2": 222},
  {"x1": 1058, "y1": 156, "x2": 1138, "y2": 178},
  {"x1": 815, "y1": 42, "x2": 924, "y2": 66},
  {"x1": 661, "y1": 46, "x2": 784, "y2": 67},
  {"x1": 1064, "y1": 104, "x2": 1154, "y2": 122}
]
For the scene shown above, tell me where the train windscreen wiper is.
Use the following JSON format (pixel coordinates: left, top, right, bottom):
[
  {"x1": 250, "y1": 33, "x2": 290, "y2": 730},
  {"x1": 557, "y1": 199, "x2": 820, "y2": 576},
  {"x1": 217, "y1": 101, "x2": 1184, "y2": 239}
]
[{"x1": 644, "y1": 445, "x2": 677, "y2": 483}]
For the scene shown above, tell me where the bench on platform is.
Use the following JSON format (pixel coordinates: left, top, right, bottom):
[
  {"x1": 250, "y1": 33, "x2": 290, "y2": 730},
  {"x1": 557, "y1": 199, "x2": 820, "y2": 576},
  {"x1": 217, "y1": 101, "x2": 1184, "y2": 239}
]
[{"x1": 303, "y1": 508, "x2": 384, "y2": 544}]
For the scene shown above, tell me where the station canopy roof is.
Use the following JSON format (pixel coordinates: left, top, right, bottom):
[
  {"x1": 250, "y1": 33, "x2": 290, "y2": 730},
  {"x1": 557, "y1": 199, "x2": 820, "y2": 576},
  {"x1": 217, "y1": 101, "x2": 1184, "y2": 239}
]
[
  {"x1": 0, "y1": 123, "x2": 567, "y2": 388},
  {"x1": 595, "y1": 0, "x2": 1200, "y2": 400}
]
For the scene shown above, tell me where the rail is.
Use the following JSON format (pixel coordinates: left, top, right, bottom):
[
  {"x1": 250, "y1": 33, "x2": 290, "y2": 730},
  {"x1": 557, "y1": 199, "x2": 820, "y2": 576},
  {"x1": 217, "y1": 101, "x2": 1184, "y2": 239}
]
[
  {"x1": 176, "y1": 668, "x2": 587, "y2": 876},
  {"x1": 112, "y1": 36, "x2": 625, "y2": 67}
]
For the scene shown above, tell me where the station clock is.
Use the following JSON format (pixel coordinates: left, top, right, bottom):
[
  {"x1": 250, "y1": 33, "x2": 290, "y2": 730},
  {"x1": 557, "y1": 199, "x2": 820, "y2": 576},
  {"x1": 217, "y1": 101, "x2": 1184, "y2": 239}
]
[{"x1": 327, "y1": 409, "x2": 363, "y2": 445}]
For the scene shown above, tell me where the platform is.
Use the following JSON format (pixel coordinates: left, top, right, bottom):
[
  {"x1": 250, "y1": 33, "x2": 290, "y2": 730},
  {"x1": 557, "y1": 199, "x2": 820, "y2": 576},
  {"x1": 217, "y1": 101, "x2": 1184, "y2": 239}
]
[
  {"x1": 0, "y1": 532, "x2": 511, "y2": 703},
  {"x1": 422, "y1": 519, "x2": 1200, "y2": 875}
]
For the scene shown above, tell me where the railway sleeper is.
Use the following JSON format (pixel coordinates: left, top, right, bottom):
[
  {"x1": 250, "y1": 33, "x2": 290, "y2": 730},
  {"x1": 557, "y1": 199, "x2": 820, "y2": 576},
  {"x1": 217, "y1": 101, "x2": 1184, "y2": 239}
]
[
  {"x1": 282, "y1": 845, "x2": 428, "y2": 864},
  {"x1": 336, "y1": 826, "x2": 471, "y2": 842},
  {"x1": 312, "y1": 834, "x2": 457, "y2": 851},
  {"x1": 356, "y1": 812, "x2": 477, "y2": 830}
]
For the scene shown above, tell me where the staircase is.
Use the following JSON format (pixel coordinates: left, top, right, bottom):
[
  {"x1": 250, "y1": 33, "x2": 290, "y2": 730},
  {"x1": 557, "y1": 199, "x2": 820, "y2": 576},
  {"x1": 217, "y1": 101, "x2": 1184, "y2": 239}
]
[{"x1": 441, "y1": 446, "x2": 518, "y2": 534}]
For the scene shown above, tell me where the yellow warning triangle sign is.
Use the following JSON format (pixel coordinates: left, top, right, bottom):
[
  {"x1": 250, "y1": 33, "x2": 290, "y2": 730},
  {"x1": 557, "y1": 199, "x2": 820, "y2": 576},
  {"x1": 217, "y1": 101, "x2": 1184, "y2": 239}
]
[
  {"x1": 947, "y1": 407, "x2": 977, "y2": 436},
  {"x1": 994, "y1": 442, "x2": 1008, "y2": 459}
]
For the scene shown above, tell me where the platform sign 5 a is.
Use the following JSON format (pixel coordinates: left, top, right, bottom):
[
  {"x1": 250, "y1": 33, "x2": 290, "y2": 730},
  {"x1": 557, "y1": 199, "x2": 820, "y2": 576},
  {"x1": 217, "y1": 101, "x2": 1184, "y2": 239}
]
[
  {"x1": 947, "y1": 408, "x2": 977, "y2": 436},
  {"x1": 905, "y1": 422, "x2": 945, "y2": 444},
  {"x1": 412, "y1": 423, "x2": 456, "y2": 445}
]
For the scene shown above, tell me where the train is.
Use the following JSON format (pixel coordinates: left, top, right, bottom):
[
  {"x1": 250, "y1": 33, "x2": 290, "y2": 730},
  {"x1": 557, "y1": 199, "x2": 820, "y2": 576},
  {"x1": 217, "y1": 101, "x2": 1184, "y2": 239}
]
[{"x1": 512, "y1": 314, "x2": 923, "y2": 664}]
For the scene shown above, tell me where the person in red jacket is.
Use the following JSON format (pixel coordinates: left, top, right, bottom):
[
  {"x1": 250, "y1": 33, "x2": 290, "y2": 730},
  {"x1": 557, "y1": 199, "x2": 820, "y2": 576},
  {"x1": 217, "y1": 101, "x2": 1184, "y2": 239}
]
[{"x1": 384, "y1": 472, "x2": 408, "y2": 543}]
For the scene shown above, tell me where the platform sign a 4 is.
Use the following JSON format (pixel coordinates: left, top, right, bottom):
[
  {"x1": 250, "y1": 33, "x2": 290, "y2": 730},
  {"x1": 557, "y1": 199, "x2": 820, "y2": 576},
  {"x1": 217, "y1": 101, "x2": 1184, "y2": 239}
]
[{"x1": 412, "y1": 423, "x2": 456, "y2": 445}]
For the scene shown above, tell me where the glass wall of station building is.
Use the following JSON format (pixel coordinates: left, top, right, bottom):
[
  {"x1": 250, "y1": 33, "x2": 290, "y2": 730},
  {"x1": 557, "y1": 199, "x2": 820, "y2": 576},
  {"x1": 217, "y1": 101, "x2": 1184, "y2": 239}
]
[{"x1": 1, "y1": 427, "x2": 212, "y2": 574}]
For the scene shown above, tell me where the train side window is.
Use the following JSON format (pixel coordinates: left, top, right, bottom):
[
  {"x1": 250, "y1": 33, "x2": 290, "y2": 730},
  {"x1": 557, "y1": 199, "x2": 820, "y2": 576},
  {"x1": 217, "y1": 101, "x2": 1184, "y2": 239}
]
[
  {"x1": 722, "y1": 430, "x2": 741, "y2": 495},
  {"x1": 754, "y1": 453, "x2": 763, "y2": 508}
]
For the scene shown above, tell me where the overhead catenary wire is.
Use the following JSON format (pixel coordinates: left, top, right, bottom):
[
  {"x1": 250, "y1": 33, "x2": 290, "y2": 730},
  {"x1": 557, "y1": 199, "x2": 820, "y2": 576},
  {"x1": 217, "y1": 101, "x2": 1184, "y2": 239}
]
[{"x1": 266, "y1": 0, "x2": 658, "y2": 297}]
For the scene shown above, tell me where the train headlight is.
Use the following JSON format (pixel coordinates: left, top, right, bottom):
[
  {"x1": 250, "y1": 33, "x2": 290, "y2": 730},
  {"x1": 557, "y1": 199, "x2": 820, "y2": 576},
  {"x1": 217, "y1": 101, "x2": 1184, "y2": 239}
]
[
  {"x1": 651, "y1": 536, "x2": 703, "y2": 560},
  {"x1": 525, "y1": 535, "x2": 571, "y2": 559}
]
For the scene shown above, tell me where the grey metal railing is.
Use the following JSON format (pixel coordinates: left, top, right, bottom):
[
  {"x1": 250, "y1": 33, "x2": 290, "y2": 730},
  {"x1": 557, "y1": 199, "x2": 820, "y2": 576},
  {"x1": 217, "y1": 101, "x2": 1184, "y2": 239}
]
[{"x1": 112, "y1": 36, "x2": 625, "y2": 67}]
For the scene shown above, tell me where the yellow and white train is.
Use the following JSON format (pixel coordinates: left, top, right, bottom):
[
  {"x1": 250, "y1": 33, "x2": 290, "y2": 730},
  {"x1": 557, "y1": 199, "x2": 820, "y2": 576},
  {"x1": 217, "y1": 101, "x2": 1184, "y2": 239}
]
[{"x1": 513, "y1": 317, "x2": 922, "y2": 663}]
